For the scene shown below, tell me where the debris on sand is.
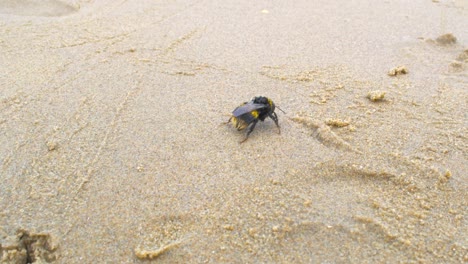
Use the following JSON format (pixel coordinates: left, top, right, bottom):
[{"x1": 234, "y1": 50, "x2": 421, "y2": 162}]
[
  {"x1": 135, "y1": 240, "x2": 183, "y2": 260},
  {"x1": 0, "y1": 229, "x2": 59, "y2": 263},
  {"x1": 367, "y1": 90, "x2": 386, "y2": 102},
  {"x1": 388, "y1": 66, "x2": 408, "y2": 76},
  {"x1": 456, "y1": 49, "x2": 468, "y2": 62},
  {"x1": 325, "y1": 118, "x2": 350, "y2": 127},
  {"x1": 435, "y1": 33, "x2": 457, "y2": 45},
  {"x1": 46, "y1": 141, "x2": 58, "y2": 151}
]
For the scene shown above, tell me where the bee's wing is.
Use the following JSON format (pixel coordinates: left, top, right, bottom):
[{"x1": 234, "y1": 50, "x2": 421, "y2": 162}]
[{"x1": 232, "y1": 103, "x2": 267, "y2": 117}]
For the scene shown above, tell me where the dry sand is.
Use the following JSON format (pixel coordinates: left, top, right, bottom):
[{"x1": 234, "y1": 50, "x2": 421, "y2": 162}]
[{"x1": 1, "y1": 0, "x2": 467, "y2": 263}]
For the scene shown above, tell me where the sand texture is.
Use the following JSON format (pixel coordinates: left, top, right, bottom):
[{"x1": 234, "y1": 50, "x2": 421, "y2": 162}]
[{"x1": 1, "y1": 0, "x2": 467, "y2": 263}]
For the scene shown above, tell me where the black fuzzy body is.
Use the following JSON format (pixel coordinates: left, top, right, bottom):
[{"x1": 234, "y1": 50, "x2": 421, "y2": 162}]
[{"x1": 227, "y1": 96, "x2": 280, "y2": 143}]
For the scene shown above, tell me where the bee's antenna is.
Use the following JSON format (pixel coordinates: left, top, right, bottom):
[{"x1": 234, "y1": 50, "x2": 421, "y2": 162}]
[{"x1": 276, "y1": 105, "x2": 286, "y2": 114}]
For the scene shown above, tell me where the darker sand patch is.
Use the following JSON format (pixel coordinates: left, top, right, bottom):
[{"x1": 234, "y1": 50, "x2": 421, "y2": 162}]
[
  {"x1": 0, "y1": 0, "x2": 78, "y2": 17},
  {"x1": 456, "y1": 49, "x2": 468, "y2": 62},
  {"x1": 435, "y1": 33, "x2": 457, "y2": 45}
]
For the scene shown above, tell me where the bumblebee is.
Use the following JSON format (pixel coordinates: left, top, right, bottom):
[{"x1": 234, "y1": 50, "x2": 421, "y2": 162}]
[{"x1": 226, "y1": 96, "x2": 284, "y2": 143}]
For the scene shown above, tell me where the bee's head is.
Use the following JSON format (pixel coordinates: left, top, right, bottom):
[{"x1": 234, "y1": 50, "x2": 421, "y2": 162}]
[{"x1": 252, "y1": 96, "x2": 269, "y2": 104}]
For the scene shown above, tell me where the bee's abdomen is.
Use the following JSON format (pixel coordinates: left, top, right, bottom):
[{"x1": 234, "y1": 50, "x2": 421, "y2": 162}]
[{"x1": 232, "y1": 111, "x2": 258, "y2": 130}]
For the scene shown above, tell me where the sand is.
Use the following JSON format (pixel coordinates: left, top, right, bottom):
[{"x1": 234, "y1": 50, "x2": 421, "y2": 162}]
[{"x1": 1, "y1": 0, "x2": 467, "y2": 263}]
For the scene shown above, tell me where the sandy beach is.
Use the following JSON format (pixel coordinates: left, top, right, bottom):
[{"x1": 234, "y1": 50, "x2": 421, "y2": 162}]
[{"x1": 1, "y1": 0, "x2": 467, "y2": 263}]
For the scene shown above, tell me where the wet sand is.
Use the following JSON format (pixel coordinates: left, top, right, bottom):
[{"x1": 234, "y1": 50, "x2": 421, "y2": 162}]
[{"x1": 1, "y1": 0, "x2": 467, "y2": 263}]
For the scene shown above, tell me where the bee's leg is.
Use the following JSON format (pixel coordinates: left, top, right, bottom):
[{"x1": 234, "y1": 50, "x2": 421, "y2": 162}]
[
  {"x1": 240, "y1": 120, "x2": 258, "y2": 144},
  {"x1": 221, "y1": 116, "x2": 232, "y2": 126},
  {"x1": 268, "y1": 112, "x2": 281, "y2": 134}
]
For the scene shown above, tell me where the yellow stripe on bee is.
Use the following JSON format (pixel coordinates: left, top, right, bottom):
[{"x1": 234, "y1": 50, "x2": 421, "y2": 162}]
[
  {"x1": 232, "y1": 116, "x2": 239, "y2": 126},
  {"x1": 251, "y1": 110, "x2": 259, "y2": 118},
  {"x1": 267, "y1": 98, "x2": 273, "y2": 107},
  {"x1": 232, "y1": 116, "x2": 247, "y2": 130}
]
